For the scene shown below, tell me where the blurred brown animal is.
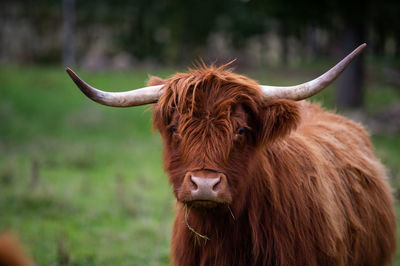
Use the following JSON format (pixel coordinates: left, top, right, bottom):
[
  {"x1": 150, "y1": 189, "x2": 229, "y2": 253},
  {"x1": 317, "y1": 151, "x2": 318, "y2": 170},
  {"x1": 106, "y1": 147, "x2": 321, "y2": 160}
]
[
  {"x1": 67, "y1": 44, "x2": 396, "y2": 266},
  {"x1": 0, "y1": 232, "x2": 32, "y2": 266}
]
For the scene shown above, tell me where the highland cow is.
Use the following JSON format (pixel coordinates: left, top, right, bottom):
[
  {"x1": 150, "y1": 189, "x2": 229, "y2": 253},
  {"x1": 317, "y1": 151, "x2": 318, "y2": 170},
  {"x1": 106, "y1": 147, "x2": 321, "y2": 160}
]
[
  {"x1": 66, "y1": 44, "x2": 396, "y2": 266},
  {"x1": 0, "y1": 232, "x2": 32, "y2": 266}
]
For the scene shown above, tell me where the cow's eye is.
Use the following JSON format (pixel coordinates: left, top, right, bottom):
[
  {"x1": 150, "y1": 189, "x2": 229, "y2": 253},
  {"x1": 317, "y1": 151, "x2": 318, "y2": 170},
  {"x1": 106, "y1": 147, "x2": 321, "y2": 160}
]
[
  {"x1": 238, "y1": 127, "x2": 245, "y2": 135},
  {"x1": 170, "y1": 125, "x2": 177, "y2": 133}
]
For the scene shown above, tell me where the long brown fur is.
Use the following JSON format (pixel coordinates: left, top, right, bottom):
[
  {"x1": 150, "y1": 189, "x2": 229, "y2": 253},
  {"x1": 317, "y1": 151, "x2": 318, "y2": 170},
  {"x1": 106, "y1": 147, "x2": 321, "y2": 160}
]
[
  {"x1": 0, "y1": 232, "x2": 32, "y2": 266},
  {"x1": 151, "y1": 64, "x2": 396, "y2": 266}
]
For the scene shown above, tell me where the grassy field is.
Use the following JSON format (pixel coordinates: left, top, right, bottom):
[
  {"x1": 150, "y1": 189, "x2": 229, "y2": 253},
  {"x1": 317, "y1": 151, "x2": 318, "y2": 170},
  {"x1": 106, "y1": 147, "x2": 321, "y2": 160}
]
[{"x1": 1, "y1": 65, "x2": 400, "y2": 265}]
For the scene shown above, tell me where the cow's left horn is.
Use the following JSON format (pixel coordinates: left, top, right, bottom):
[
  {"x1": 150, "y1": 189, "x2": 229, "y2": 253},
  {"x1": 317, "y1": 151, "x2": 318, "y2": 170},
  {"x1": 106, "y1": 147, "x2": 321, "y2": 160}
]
[
  {"x1": 66, "y1": 68, "x2": 164, "y2": 107},
  {"x1": 260, "y1": 43, "x2": 366, "y2": 101}
]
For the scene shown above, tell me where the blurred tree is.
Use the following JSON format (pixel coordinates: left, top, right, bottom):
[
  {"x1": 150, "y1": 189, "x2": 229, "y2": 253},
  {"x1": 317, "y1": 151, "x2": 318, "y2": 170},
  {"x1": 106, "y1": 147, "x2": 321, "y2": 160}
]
[
  {"x1": 1, "y1": 0, "x2": 400, "y2": 74},
  {"x1": 331, "y1": 0, "x2": 367, "y2": 108},
  {"x1": 220, "y1": 0, "x2": 266, "y2": 49},
  {"x1": 336, "y1": 28, "x2": 365, "y2": 108},
  {"x1": 370, "y1": 0, "x2": 400, "y2": 58},
  {"x1": 62, "y1": 0, "x2": 75, "y2": 66},
  {"x1": 159, "y1": 0, "x2": 231, "y2": 63}
]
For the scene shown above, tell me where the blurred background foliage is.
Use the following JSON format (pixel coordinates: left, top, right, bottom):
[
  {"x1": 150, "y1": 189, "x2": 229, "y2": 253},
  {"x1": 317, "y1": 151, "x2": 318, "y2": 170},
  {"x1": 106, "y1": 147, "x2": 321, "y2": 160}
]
[
  {"x1": 2, "y1": 0, "x2": 400, "y2": 65},
  {"x1": 1, "y1": 0, "x2": 400, "y2": 265}
]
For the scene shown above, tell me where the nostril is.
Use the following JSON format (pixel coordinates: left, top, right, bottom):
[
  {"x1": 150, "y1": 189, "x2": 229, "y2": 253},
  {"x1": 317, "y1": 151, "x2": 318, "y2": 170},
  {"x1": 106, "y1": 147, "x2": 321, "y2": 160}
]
[
  {"x1": 212, "y1": 177, "x2": 221, "y2": 191},
  {"x1": 190, "y1": 176, "x2": 198, "y2": 190}
]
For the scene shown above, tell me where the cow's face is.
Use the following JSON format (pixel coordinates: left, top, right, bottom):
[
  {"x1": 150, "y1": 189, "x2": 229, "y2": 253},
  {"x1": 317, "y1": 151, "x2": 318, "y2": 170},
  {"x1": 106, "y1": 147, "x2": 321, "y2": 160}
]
[
  {"x1": 152, "y1": 66, "x2": 299, "y2": 213},
  {"x1": 66, "y1": 46, "x2": 364, "y2": 213}
]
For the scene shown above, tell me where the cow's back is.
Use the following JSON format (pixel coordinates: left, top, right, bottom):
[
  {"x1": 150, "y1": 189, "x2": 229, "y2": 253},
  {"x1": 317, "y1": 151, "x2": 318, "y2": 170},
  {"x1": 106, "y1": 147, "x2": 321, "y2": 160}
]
[{"x1": 283, "y1": 101, "x2": 397, "y2": 265}]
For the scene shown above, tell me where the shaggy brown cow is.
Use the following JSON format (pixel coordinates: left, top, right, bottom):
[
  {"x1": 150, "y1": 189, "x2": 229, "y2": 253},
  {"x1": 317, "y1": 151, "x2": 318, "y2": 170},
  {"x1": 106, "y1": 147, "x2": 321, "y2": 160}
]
[
  {"x1": 66, "y1": 44, "x2": 396, "y2": 266},
  {"x1": 0, "y1": 232, "x2": 32, "y2": 266}
]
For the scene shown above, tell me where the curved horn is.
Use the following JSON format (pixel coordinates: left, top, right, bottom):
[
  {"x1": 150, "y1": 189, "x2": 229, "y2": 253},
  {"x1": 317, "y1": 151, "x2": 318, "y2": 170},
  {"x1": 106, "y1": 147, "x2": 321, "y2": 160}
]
[
  {"x1": 66, "y1": 68, "x2": 164, "y2": 107},
  {"x1": 260, "y1": 43, "x2": 366, "y2": 101}
]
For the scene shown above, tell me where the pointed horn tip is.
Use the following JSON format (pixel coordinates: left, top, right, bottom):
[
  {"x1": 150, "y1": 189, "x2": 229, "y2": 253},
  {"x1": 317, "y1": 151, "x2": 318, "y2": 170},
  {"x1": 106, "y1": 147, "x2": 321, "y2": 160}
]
[
  {"x1": 65, "y1": 67, "x2": 76, "y2": 78},
  {"x1": 66, "y1": 67, "x2": 77, "y2": 76},
  {"x1": 64, "y1": 68, "x2": 89, "y2": 95},
  {"x1": 65, "y1": 68, "x2": 84, "y2": 87},
  {"x1": 356, "y1": 43, "x2": 367, "y2": 53}
]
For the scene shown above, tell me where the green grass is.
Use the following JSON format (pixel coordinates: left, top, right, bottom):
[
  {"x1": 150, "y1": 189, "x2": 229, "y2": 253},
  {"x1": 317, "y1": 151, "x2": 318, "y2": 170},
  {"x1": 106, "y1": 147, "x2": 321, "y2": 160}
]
[
  {"x1": 0, "y1": 66, "x2": 174, "y2": 265},
  {"x1": 1, "y1": 65, "x2": 400, "y2": 265}
]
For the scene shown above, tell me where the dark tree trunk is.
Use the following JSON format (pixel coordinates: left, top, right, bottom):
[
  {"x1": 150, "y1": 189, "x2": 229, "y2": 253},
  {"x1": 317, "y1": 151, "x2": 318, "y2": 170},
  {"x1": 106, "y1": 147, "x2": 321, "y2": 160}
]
[
  {"x1": 372, "y1": 23, "x2": 386, "y2": 57},
  {"x1": 395, "y1": 31, "x2": 400, "y2": 59},
  {"x1": 336, "y1": 24, "x2": 366, "y2": 109},
  {"x1": 62, "y1": 0, "x2": 75, "y2": 66},
  {"x1": 279, "y1": 24, "x2": 289, "y2": 65},
  {"x1": 305, "y1": 27, "x2": 318, "y2": 61}
]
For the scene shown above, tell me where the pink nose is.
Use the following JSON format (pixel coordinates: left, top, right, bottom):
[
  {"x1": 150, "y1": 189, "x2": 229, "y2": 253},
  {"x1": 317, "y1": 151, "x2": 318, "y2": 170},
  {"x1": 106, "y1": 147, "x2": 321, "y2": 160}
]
[
  {"x1": 184, "y1": 170, "x2": 229, "y2": 202},
  {"x1": 190, "y1": 175, "x2": 221, "y2": 199}
]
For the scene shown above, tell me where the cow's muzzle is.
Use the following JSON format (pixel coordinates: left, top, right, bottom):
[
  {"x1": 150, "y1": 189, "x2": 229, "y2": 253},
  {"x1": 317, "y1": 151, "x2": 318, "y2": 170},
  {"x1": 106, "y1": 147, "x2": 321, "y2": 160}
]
[{"x1": 179, "y1": 170, "x2": 232, "y2": 207}]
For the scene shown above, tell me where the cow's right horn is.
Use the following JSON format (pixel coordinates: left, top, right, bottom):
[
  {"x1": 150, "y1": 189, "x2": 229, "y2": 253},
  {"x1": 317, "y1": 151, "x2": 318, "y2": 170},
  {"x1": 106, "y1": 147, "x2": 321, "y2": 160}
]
[
  {"x1": 260, "y1": 43, "x2": 366, "y2": 101},
  {"x1": 66, "y1": 68, "x2": 164, "y2": 107}
]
